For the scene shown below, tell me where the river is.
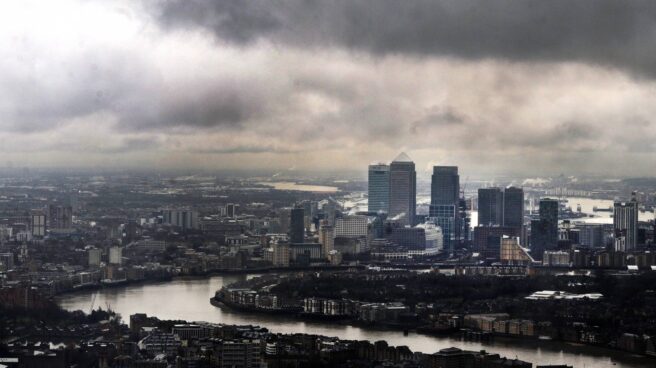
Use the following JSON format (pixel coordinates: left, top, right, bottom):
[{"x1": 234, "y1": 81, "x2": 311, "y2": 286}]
[{"x1": 56, "y1": 275, "x2": 653, "y2": 368}]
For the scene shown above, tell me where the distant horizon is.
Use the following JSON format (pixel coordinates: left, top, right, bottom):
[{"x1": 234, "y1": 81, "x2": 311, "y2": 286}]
[{"x1": 0, "y1": 165, "x2": 654, "y2": 183}]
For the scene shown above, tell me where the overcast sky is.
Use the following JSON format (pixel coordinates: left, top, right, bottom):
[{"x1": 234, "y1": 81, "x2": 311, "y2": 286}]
[{"x1": 1, "y1": 0, "x2": 656, "y2": 177}]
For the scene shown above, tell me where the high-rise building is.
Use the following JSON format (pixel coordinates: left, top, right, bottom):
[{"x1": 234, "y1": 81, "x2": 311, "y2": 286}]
[
  {"x1": 88, "y1": 248, "x2": 102, "y2": 267},
  {"x1": 162, "y1": 209, "x2": 199, "y2": 231},
  {"x1": 430, "y1": 166, "x2": 460, "y2": 253},
  {"x1": 503, "y1": 187, "x2": 524, "y2": 229},
  {"x1": 576, "y1": 224, "x2": 604, "y2": 248},
  {"x1": 368, "y1": 163, "x2": 390, "y2": 214},
  {"x1": 47, "y1": 204, "x2": 73, "y2": 230},
  {"x1": 109, "y1": 246, "x2": 123, "y2": 265},
  {"x1": 429, "y1": 204, "x2": 456, "y2": 253},
  {"x1": 272, "y1": 243, "x2": 290, "y2": 267},
  {"x1": 473, "y1": 225, "x2": 522, "y2": 260},
  {"x1": 415, "y1": 222, "x2": 444, "y2": 252},
  {"x1": 613, "y1": 193, "x2": 638, "y2": 252},
  {"x1": 530, "y1": 198, "x2": 559, "y2": 260},
  {"x1": 431, "y1": 166, "x2": 459, "y2": 206},
  {"x1": 225, "y1": 203, "x2": 239, "y2": 218},
  {"x1": 478, "y1": 187, "x2": 503, "y2": 226},
  {"x1": 334, "y1": 215, "x2": 368, "y2": 238},
  {"x1": 289, "y1": 207, "x2": 305, "y2": 244},
  {"x1": 30, "y1": 210, "x2": 46, "y2": 237},
  {"x1": 388, "y1": 153, "x2": 416, "y2": 226},
  {"x1": 318, "y1": 220, "x2": 335, "y2": 259}
]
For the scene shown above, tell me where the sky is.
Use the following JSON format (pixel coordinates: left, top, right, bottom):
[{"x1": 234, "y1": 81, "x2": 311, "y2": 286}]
[{"x1": 1, "y1": 0, "x2": 656, "y2": 177}]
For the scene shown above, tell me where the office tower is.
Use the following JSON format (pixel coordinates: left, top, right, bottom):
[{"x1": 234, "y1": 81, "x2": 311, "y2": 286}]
[
  {"x1": 277, "y1": 208, "x2": 291, "y2": 233},
  {"x1": 390, "y1": 227, "x2": 426, "y2": 250},
  {"x1": 123, "y1": 219, "x2": 138, "y2": 243},
  {"x1": 388, "y1": 153, "x2": 416, "y2": 226},
  {"x1": 430, "y1": 166, "x2": 459, "y2": 253},
  {"x1": 318, "y1": 220, "x2": 334, "y2": 259},
  {"x1": 429, "y1": 204, "x2": 456, "y2": 252},
  {"x1": 478, "y1": 187, "x2": 503, "y2": 226},
  {"x1": 503, "y1": 187, "x2": 524, "y2": 229},
  {"x1": 109, "y1": 246, "x2": 123, "y2": 265},
  {"x1": 416, "y1": 222, "x2": 444, "y2": 252},
  {"x1": 289, "y1": 207, "x2": 305, "y2": 244},
  {"x1": 431, "y1": 166, "x2": 459, "y2": 206},
  {"x1": 272, "y1": 242, "x2": 290, "y2": 267},
  {"x1": 368, "y1": 163, "x2": 390, "y2": 214},
  {"x1": 334, "y1": 215, "x2": 368, "y2": 238},
  {"x1": 47, "y1": 204, "x2": 73, "y2": 230},
  {"x1": 30, "y1": 210, "x2": 46, "y2": 237},
  {"x1": 88, "y1": 248, "x2": 102, "y2": 267},
  {"x1": 225, "y1": 203, "x2": 239, "y2": 218},
  {"x1": 577, "y1": 224, "x2": 604, "y2": 248},
  {"x1": 530, "y1": 198, "x2": 559, "y2": 260},
  {"x1": 473, "y1": 225, "x2": 522, "y2": 260},
  {"x1": 162, "y1": 209, "x2": 199, "y2": 230},
  {"x1": 613, "y1": 193, "x2": 638, "y2": 252}
]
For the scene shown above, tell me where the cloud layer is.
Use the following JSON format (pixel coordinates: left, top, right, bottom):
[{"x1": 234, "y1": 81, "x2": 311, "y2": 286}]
[{"x1": 0, "y1": 0, "x2": 655, "y2": 176}]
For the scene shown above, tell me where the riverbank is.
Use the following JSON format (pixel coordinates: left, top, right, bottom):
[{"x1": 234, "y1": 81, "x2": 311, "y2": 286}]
[
  {"x1": 210, "y1": 277, "x2": 656, "y2": 361},
  {"x1": 53, "y1": 264, "x2": 364, "y2": 300},
  {"x1": 55, "y1": 274, "x2": 654, "y2": 368}
]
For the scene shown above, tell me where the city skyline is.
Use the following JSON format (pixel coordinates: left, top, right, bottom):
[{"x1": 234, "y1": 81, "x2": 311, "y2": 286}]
[
  {"x1": 3, "y1": 2, "x2": 656, "y2": 367},
  {"x1": 0, "y1": 1, "x2": 655, "y2": 176}
]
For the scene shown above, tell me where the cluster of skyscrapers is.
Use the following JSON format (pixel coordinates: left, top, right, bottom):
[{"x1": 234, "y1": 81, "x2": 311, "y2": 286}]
[
  {"x1": 367, "y1": 153, "x2": 645, "y2": 263},
  {"x1": 368, "y1": 153, "x2": 464, "y2": 253}
]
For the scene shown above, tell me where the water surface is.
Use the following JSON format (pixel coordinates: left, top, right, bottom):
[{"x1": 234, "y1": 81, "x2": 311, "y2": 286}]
[{"x1": 56, "y1": 275, "x2": 653, "y2": 368}]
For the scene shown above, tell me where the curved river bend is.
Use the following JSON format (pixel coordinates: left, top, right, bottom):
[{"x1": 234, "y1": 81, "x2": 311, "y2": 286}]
[{"x1": 56, "y1": 275, "x2": 652, "y2": 368}]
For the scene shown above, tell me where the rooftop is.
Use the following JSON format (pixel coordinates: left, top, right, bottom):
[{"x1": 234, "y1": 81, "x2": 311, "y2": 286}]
[{"x1": 392, "y1": 152, "x2": 413, "y2": 163}]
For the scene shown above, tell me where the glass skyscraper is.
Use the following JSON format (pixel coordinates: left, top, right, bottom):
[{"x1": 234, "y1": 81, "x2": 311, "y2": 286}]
[
  {"x1": 289, "y1": 207, "x2": 305, "y2": 244},
  {"x1": 388, "y1": 153, "x2": 416, "y2": 226},
  {"x1": 478, "y1": 187, "x2": 503, "y2": 226},
  {"x1": 368, "y1": 163, "x2": 390, "y2": 214},
  {"x1": 430, "y1": 166, "x2": 460, "y2": 253},
  {"x1": 530, "y1": 198, "x2": 558, "y2": 260},
  {"x1": 502, "y1": 187, "x2": 524, "y2": 229},
  {"x1": 613, "y1": 193, "x2": 638, "y2": 252},
  {"x1": 431, "y1": 166, "x2": 459, "y2": 206}
]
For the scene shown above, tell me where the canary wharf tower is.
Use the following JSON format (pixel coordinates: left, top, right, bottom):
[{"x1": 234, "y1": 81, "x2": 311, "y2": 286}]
[{"x1": 388, "y1": 152, "x2": 416, "y2": 226}]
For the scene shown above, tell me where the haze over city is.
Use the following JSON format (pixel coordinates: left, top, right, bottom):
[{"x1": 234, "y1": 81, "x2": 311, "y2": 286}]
[{"x1": 1, "y1": 1, "x2": 656, "y2": 176}]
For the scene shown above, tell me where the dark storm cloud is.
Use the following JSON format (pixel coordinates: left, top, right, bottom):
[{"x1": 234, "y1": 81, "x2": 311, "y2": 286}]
[
  {"x1": 0, "y1": 48, "x2": 260, "y2": 133},
  {"x1": 410, "y1": 106, "x2": 466, "y2": 134},
  {"x1": 157, "y1": 0, "x2": 656, "y2": 77}
]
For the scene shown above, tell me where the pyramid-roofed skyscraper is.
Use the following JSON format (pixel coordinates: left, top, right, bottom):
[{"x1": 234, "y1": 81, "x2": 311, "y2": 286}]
[
  {"x1": 389, "y1": 152, "x2": 416, "y2": 225},
  {"x1": 392, "y1": 152, "x2": 413, "y2": 163}
]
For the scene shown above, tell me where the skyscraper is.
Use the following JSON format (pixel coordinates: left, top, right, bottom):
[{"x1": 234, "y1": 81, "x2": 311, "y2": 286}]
[
  {"x1": 431, "y1": 166, "x2": 459, "y2": 206},
  {"x1": 318, "y1": 220, "x2": 335, "y2": 259},
  {"x1": 613, "y1": 193, "x2": 638, "y2": 252},
  {"x1": 502, "y1": 187, "x2": 524, "y2": 229},
  {"x1": 388, "y1": 153, "x2": 416, "y2": 226},
  {"x1": 430, "y1": 166, "x2": 460, "y2": 253},
  {"x1": 368, "y1": 163, "x2": 390, "y2": 214},
  {"x1": 530, "y1": 198, "x2": 559, "y2": 260},
  {"x1": 289, "y1": 207, "x2": 305, "y2": 244},
  {"x1": 429, "y1": 204, "x2": 456, "y2": 252},
  {"x1": 478, "y1": 187, "x2": 503, "y2": 226}
]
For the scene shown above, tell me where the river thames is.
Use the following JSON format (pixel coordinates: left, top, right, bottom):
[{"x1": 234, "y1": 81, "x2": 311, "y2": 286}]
[{"x1": 56, "y1": 275, "x2": 653, "y2": 368}]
